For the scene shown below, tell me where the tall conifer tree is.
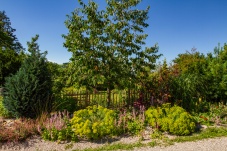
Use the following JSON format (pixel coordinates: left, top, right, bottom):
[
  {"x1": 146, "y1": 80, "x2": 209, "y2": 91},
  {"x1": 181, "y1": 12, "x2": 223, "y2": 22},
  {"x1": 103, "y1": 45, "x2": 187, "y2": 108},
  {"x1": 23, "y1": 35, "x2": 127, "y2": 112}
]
[{"x1": 3, "y1": 35, "x2": 52, "y2": 118}]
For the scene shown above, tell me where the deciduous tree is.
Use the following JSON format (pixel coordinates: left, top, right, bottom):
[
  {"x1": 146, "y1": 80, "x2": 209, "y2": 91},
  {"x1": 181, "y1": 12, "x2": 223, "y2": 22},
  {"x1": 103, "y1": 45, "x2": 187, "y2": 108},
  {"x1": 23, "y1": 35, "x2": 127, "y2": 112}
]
[{"x1": 63, "y1": 0, "x2": 160, "y2": 106}]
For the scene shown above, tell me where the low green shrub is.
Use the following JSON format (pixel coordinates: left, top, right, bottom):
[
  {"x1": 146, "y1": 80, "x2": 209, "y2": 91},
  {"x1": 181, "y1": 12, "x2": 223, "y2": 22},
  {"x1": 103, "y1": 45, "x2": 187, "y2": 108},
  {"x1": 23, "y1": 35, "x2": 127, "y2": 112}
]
[
  {"x1": 39, "y1": 111, "x2": 77, "y2": 142},
  {"x1": 126, "y1": 108, "x2": 146, "y2": 135},
  {"x1": 167, "y1": 106, "x2": 196, "y2": 135},
  {"x1": 71, "y1": 105, "x2": 117, "y2": 140},
  {"x1": 193, "y1": 102, "x2": 227, "y2": 126},
  {"x1": 0, "y1": 96, "x2": 11, "y2": 118},
  {"x1": 145, "y1": 103, "x2": 170, "y2": 129},
  {"x1": 145, "y1": 103, "x2": 196, "y2": 135},
  {"x1": 127, "y1": 118, "x2": 144, "y2": 135}
]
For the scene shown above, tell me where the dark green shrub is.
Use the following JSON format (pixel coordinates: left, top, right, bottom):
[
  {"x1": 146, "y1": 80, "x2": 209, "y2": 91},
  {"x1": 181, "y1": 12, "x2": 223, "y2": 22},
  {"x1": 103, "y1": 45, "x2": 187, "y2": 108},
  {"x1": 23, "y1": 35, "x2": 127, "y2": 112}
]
[
  {"x1": 53, "y1": 94, "x2": 78, "y2": 113},
  {"x1": 3, "y1": 35, "x2": 52, "y2": 118},
  {"x1": 145, "y1": 104, "x2": 196, "y2": 135},
  {"x1": 71, "y1": 105, "x2": 117, "y2": 140}
]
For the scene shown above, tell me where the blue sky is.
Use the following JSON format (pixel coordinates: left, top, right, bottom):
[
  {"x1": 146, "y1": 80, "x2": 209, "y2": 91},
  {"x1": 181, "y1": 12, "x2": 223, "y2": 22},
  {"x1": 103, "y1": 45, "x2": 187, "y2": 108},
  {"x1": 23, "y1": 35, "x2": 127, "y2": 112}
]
[{"x1": 1, "y1": 0, "x2": 227, "y2": 64}]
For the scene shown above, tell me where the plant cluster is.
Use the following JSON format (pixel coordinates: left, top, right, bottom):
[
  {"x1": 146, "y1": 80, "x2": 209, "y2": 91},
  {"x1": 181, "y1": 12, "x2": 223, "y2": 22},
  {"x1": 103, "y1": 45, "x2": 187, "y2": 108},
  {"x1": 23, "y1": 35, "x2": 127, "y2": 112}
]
[
  {"x1": 53, "y1": 94, "x2": 78, "y2": 114},
  {"x1": 0, "y1": 96, "x2": 11, "y2": 118},
  {"x1": 193, "y1": 102, "x2": 227, "y2": 126},
  {"x1": 38, "y1": 111, "x2": 77, "y2": 142},
  {"x1": 71, "y1": 105, "x2": 117, "y2": 140},
  {"x1": 0, "y1": 118, "x2": 38, "y2": 142},
  {"x1": 116, "y1": 107, "x2": 145, "y2": 135},
  {"x1": 145, "y1": 103, "x2": 196, "y2": 135}
]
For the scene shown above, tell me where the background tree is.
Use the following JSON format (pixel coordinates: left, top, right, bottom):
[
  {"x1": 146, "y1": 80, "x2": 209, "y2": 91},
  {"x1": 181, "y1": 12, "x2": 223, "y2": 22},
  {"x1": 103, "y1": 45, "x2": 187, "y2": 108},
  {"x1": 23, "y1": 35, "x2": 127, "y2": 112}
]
[
  {"x1": 206, "y1": 44, "x2": 227, "y2": 103},
  {"x1": 166, "y1": 48, "x2": 209, "y2": 112},
  {"x1": 172, "y1": 48, "x2": 207, "y2": 75},
  {"x1": 47, "y1": 61, "x2": 68, "y2": 93},
  {"x1": 0, "y1": 11, "x2": 24, "y2": 86},
  {"x1": 63, "y1": 0, "x2": 161, "y2": 107},
  {"x1": 3, "y1": 35, "x2": 52, "y2": 118}
]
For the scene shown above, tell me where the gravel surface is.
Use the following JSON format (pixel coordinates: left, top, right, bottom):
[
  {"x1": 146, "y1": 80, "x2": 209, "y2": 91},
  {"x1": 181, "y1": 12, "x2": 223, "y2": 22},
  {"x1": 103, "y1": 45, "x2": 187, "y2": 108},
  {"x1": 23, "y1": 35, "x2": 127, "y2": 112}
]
[
  {"x1": 135, "y1": 137, "x2": 227, "y2": 151},
  {"x1": 1, "y1": 136, "x2": 227, "y2": 151}
]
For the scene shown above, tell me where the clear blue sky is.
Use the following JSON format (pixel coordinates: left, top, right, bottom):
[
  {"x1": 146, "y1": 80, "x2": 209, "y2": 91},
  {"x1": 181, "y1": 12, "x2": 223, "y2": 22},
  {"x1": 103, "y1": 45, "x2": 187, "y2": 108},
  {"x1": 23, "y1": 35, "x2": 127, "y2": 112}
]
[{"x1": 1, "y1": 0, "x2": 227, "y2": 64}]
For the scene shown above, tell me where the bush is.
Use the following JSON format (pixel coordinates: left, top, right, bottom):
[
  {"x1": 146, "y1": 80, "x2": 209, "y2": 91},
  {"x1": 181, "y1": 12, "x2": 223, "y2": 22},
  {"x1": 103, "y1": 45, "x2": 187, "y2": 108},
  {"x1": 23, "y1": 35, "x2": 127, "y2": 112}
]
[
  {"x1": 71, "y1": 105, "x2": 117, "y2": 140},
  {"x1": 167, "y1": 106, "x2": 196, "y2": 135},
  {"x1": 0, "y1": 96, "x2": 11, "y2": 118},
  {"x1": 53, "y1": 94, "x2": 78, "y2": 114},
  {"x1": 39, "y1": 111, "x2": 77, "y2": 142},
  {"x1": 145, "y1": 104, "x2": 196, "y2": 135},
  {"x1": 3, "y1": 35, "x2": 53, "y2": 118},
  {"x1": 0, "y1": 118, "x2": 38, "y2": 142},
  {"x1": 116, "y1": 108, "x2": 145, "y2": 135},
  {"x1": 145, "y1": 103, "x2": 170, "y2": 129}
]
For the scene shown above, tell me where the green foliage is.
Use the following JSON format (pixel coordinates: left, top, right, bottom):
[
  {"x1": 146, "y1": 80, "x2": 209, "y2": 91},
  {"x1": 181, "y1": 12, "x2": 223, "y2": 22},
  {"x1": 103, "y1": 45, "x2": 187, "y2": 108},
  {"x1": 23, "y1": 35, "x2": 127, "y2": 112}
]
[
  {"x1": 193, "y1": 102, "x2": 227, "y2": 126},
  {"x1": 167, "y1": 106, "x2": 196, "y2": 135},
  {"x1": 173, "y1": 48, "x2": 208, "y2": 75},
  {"x1": 170, "y1": 44, "x2": 227, "y2": 104},
  {"x1": 147, "y1": 59, "x2": 173, "y2": 105},
  {"x1": 47, "y1": 62, "x2": 68, "y2": 93},
  {"x1": 170, "y1": 73, "x2": 207, "y2": 112},
  {"x1": 63, "y1": 0, "x2": 161, "y2": 107},
  {"x1": 114, "y1": 107, "x2": 145, "y2": 136},
  {"x1": 145, "y1": 104, "x2": 196, "y2": 135},
  {"x1": 145, "y1": 103, "x2": 170, "y2": 129},
  {"x1": 3, "y1": 35, "x2": 52, "y2": 118},
  {"x1": 0, "y1": 11, "x2": 23, "y2": 52},
  {"x1": 41, "y1": 111, "x2": 78, "y2": 142},
  {"x1": 71, "y1": 105, "x2": 117, "y2": 140},
  {"x1": 0, "y1": 11, "x2": 24, "y2": 86},
  {"x1": 205, "y1": 44, "x2": 227, "y2": 102},
  {"x1": 53, "y1": 94, "x2": 78, "y2": 113},
  {"x1": 0, "y1": 96, "x2": 11, "y2": 118},
  {"x1": 150, "y1": 130, "x2": 161, "y2": 139},
  {"x1": 127, "y1": 118, "x2": 144, "y2": 135}
]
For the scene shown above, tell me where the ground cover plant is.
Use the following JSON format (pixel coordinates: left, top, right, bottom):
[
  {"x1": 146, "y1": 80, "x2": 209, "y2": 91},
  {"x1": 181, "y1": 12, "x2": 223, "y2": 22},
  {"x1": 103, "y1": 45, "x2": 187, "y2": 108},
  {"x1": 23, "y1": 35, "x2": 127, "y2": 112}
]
[
  {"x1": 193, "y1": 102, "x2": 227, "y2": 126},
  {"x1": 0, "y1": 118, "x2": 38, "y2": 142}
]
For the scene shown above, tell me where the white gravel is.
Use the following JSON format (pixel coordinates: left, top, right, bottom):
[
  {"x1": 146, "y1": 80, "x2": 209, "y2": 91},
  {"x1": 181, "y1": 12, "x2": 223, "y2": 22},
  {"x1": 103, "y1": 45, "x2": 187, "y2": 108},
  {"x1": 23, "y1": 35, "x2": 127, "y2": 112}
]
[
  {"x1": 1, "y1": 136, "x2": 227, "y2": 151},
  {"x1": 135, "y1": 137, "x2": 227, "y2": 151}
]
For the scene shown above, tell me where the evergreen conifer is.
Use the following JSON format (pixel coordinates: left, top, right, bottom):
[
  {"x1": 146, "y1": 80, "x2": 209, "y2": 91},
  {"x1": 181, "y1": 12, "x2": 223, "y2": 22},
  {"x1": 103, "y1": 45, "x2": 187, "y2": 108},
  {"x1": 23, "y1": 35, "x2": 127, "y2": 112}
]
[{"x1": 3, "y1": 35, "x2": 52, "y2": 118}]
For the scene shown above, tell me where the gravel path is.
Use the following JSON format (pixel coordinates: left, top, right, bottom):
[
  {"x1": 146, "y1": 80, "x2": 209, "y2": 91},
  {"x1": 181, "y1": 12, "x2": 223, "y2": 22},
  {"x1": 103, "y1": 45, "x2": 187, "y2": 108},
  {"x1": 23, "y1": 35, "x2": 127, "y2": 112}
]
[
  {"x1": 1, "y1": 136, "x2": 227, "y2": 151},
  {"x1": 135, "y1": 137, "x2": 227, "y2": 151}
]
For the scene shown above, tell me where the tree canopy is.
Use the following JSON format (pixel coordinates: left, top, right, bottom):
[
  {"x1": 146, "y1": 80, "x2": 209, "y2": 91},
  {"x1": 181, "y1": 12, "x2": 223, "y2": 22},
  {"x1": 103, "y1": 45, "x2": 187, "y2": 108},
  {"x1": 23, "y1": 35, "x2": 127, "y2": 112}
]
[
  {"x1": 0, "y1": 11, "x2": 24, "y2": 86},
  {"x1": 63, "y1": 0, "x2": 161, "y2": 92}
]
